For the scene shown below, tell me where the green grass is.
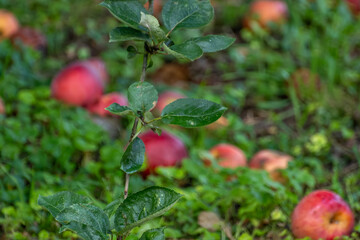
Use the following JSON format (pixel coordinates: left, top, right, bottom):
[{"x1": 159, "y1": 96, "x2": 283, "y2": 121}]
[{"x1": 1, "y1": 0, "x2": 360, "y2": 239}]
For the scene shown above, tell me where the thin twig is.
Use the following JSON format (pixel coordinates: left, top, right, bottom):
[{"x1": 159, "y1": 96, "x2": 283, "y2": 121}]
[
  {"x1": 124, "y1": 173, "x2": 130, "y2": 199},
  {"x1": 130, "y1": 118, "x2": 139, "y2": 141},
  {"x1": 140, "y1": 53, "x2": 148, "y2": 82},
  {"x1": 119, "y1": 52, "x2": 150, "y2": 240}
]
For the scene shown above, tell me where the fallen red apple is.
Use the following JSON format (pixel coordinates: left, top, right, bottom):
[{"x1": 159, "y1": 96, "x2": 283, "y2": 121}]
[
  {"x1": 87, "y1": 92, "x2": 128, "y2": 117},
  {"x1": 0, "y1": 10, "x2": 19, "y2": 40},
  {"x1": 11, "y1": 27, "x2": 47, "y2": 51},
  {"x1": 144, "y1": 0, "x2": 163, "y2": 18},
  {"x1": 0, "y1": 97, "x2": 5, "y2": 114},
  {"x1": 287, "y1": 68, "x2": 321, "y2": 99},
  {"x1": 346, "y1": 0, "x2": 360, "y2": 15},
  {"x1": 82, "y1": 58, "x2": 109, "y2": 85},
  {"x1": 139, "y1": 131, "x2": 188, "y2": 174},
  {"x1": 51, "y1": 62, "x2": 104, "y2": 106},
  {"x1": 153, "y1": 91, "x2": 186, "y2": 114},
  {"x1": 291, "y1": 190, "x2": 355, "y2": 240},
  {"x1": 243, "y1": 0, "x2": 288, "y2": 30},
  {"x1": 205, "y1": 144, "x2": 247, "y2": 169},
  {"x1": 249, "y1": 149, "x2": 292, "y2": 182}
]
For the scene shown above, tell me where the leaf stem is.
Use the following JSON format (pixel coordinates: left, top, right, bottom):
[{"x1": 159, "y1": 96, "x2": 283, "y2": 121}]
[
  {"x1": 140, "y1": 52, "x2": 149, "y2": 82},
  {"x1": 124, "y1": 173, "x2": 130, "y2": 199},
  {"x1": 146, "y1": 116, "x2": 162, "y2": 124}
]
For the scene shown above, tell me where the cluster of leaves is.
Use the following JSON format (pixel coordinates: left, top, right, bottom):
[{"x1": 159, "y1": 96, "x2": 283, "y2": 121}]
[{"x1": 103, "y1": 0, "x2": 235, "y2": 61}]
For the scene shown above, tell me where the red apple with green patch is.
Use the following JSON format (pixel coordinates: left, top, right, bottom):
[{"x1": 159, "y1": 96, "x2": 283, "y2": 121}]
[
  {"x1": 139, "y1": 131, "x2": 188, "y2": 175},
  {"x1": 205, "y1": 143, "x2": 247, "y2": 169},
  {"x1": 87, "y1": 92, "x2": 128, "y2": 117},
  {"x1": 51, "y1": 62, "x2": 104, "y2": 106},
  {"x1": 291, "y1": 190, "x2": 355, "y2": 240}
]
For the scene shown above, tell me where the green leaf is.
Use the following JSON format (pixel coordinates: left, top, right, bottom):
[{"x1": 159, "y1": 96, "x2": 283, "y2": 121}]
[
  {"x1": 161, "y1": 98, "x2": 227, "y2": 127},
  {"x1": 120, "y1": 137, "x2": 145, "y2": 174},
  {"x1": 163, "y1": 42, "x2": 203, "y2": 61},
  {"x1": 114, "y1": 186, "x2": 182, "y2": 233},
  {"x1": 59, "y1": 222, "x2": 107, "y2": 240},
  {"x1": 110, "y1": 27, "x2": 150, "y2": 42},
  {"x1": 56, "y1": 204, "x2": 110, "y2": 240},
  {"x1": 38, "y1": 192, "x2": 91, "y2": 218},
  {"x1": 140, "y1": 228, "x2": 165, "y2": 240},
  {"x1": 103, "y1": 199, "x2": 123, "y2": 217},
  {"x1": 127, "y1": 45, "x2": 138, "y2": 59},
  {"x1": 186, "y1": 35, "x2": 236, "y2": 53},
  {"x1": 105, "y1": 103, "x2": 133, "y2": 116},
  {"x1": 162, "y1": 0, "x2": 214, "y2": 32},
  {"x1": 100, "y1": 0, "x2": 148, "y2": 28},
  {"x1": 128, "y1": 81, "x2": 158, "y2": 113},
  {"x1": 139, "y1": 12, "x2": 166, "y2": 43}
]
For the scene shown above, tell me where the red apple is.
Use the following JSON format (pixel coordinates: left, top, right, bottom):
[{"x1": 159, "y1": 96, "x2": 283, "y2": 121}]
[
  {"x1": 249, "y1": 150, "x2": 292, "y2": 182},
  {"x1": 153, "y1": 91, "x2": 186, "y2": 114},
  {"x1": 291, "y1": 190, "x2": 355, "y2": 240},
  {"x1": 51, "y1": 62, "x2": 104, "y2": 106},
  {"x1": 87, "y1": 92, "x2": 128, "y2": 117},
  {"x1": 288, "y1": 68, "x2": 321, "y2": 99},
  {"x1": 0, "y1": 97, "x2": 5, "y2": 114},
  {"x1": 139, "y1": 131, "x2": 188, "y2": 174},
  {"x1": 82, "y1": 58, "x2": 109, "y2": 85},
  {"x1": 205, "y1": 144, "x2": 247, "y2": 169},
  {"x1": 346, "y1": 0, "x2": 360, "y2": 15},
  {"x1": 144, "y1": 0, "x2": 163, "y2": 18},
  {"x1": 243, "y1": 0, "x2": 288, "y2": 30},
  {"x1": 11, "y1": 27, "x2": 47, "y2": 50},
  {"x1": 0, "y1": 10, "x2": 19, "y2": 40}
]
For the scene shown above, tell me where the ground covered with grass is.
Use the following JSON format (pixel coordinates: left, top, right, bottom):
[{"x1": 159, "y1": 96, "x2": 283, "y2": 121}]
[{"x1": 1, "y1": 0, "x2": 360, "y2": 239}]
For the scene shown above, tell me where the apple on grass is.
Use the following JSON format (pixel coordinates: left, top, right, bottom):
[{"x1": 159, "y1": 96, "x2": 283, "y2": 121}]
[
  {"x1": 205, "y1": 144, "x2": 247, "y2": 169},
  {"x1": 51, "y1": 62, "x2": 104, "y2": 106},
  {"x1": 87, "y1": 92, "x2": 128, "y2": 117},
  {"x1": 0, "y1": 10, "x2": 19, "y2": 40},
  {"x1": 249, "y1": 149, "x2": 292, "y2": 182},
  {"x1": 243, "y1": 0, "x2": 288, "y2": 30},
  {"x1": 139, "y1": 131, "x2": 188, "y2": 175},
  {"x1": 291, "y1": 190, "x2": 355, "y2": 240}
]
